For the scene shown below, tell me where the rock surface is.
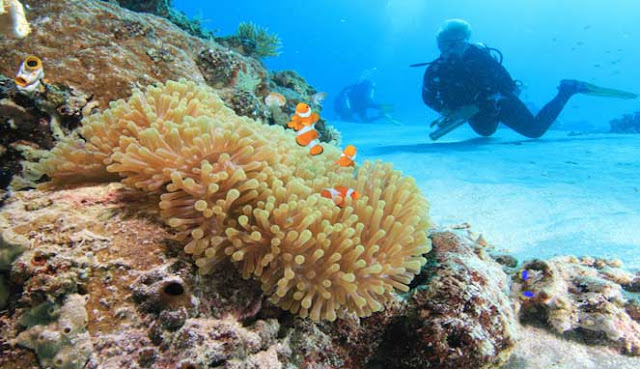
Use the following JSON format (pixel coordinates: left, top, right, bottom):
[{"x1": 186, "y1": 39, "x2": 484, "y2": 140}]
[{"x1": 0, "y1": 183, "x2": 518, "y2": 369}]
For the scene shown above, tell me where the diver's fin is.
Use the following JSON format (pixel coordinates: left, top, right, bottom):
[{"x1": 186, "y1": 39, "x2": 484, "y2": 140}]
[
  {"x1": 582, "y1": 83, "x2": 638, "y2": 99},
  {"x1": 562, "y1": 80, "x2": 638, "y2": 99},
  {"x1": 429, "y1": 116, "x2": 467, "y2": 140},
  {"x1": 379, "y1": 112, "x2": 402, "y2": 126}
]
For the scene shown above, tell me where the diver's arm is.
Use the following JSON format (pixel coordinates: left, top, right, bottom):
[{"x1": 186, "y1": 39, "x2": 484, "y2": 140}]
[{"x1": 422, "y1": 68, "x2": 444, "y2": 112}]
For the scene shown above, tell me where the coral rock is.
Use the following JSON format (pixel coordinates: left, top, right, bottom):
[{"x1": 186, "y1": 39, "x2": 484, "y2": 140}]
[
  {"x1": 323, "y1": 229, "x2": 519, "y2": 369},
  {"x1": 36, "y1": 80, "x2": 432, "y2": 322},
  {"x1": 0, "y1": 0, "x2": 210, "y2": 108},
  {"x1": 513, "y1": 256, "x2": 640, "y2": 355}
]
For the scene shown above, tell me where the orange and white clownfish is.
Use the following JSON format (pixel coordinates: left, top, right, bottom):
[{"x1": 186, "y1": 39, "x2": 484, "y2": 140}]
[
  {"x1": 336, "y1": 144, "x2": 356, "y2": 167},
  {"x1": 296, "y1": 124, "x2": 323, "y2": 155},
  {"x1": 287, "y1": 102, "x2": 319, "y2": 131},
  {"x1": 321, "y1": 186, "x2": 360, "y2": 207}
]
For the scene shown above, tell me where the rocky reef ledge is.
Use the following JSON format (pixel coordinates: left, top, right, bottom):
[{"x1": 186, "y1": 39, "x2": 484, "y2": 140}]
[{"x1": 1, "y1": 184, "x2": 639, "y2": 368}]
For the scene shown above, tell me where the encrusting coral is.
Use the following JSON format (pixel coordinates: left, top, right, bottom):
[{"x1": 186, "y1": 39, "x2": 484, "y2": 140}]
[
  {"x1": 36, "y1": 79, "x2": 431, "y2": 321},
  {"x1": 0, "y1": 0, "x2": 31, "y2": 39}
]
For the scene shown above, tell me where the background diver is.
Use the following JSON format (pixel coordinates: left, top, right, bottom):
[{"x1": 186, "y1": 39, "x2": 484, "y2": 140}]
[
  {"x1": 334, "y1": 79, "x2": 399, "y2": 124},
  {"x1": 417, "y1": 19, "x2": 637, "y2": 140}
]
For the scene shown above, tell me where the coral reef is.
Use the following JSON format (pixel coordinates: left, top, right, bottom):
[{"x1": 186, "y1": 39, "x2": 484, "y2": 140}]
[
  {"x1": 609, "y1": 111, "x2": 640, "y2": 133},
  {"x1": 271, "y1": 70, "x2": 317, "y2": 100},
  {"x1": 0, "y1": 183, "x2": 301, "y2": 368},
  {"x1": 320, "y1": 228, "x2": 519, "y2": 369},
  {"x1": 103, "y1": 0, "x2": 173, "y2": 17},
  {"x1": 216, "y1": 22, "x2": 282, "y2": 59},
  {"x1": 0, "y1": 0, "x2": 31, "y2": 39},
  {"x1": 0, "y1": 0, "x2": 211, "y2": 108},
  {"x1": 195, "y1": 48, "x2": 270, "y2": 119},
  {"x1": 512, "y1": 255, "x2": 640, "y2": 355},
  {"x1": 101, "y1": 0, "x2": 214, "y2": 39},
  {"x1": 36, "y1": 80, "x2": 431, "y2": 322},
  {"x1": 14, "y1": 294, "x2": 92, "y2": 369},
  {"x1": 0, "y1": 73, "x2": 96, "y2": 189},
  {"x1": 0, "y1": 185, "x2": 519, "y2": 369},
  {"x1": 1, "y1": 181, "x2": 638, "y2": 367},
  {"x1": 0, "y1": 1, "x2": 337, "y2": 186}
]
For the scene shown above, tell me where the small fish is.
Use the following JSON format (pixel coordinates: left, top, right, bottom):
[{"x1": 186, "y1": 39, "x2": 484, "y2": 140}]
[
  {"x1": 321, "y1": 186, "x2": 360, "y2": 207},
  {"x1": 336, "y1": 145, "x2": 356, "y2": 167},
  {"x1": 296, "y1": 124, "x2": 323, "y2": 156},
  {"x1": 265, "y1": 92, "x2": 286, "y2": 108},
  {"x1": 521, "y1": 270, "x2": 529, "y2": 280},
  {"x1": 310, "y1": 92, "x2": 327, "y2": 107},
  {"x1": 288, "y1": 102, "x2": 319, "y2": 131},
  {"x1": 521, "y1": 290, "x2": 535, "y2": 299}
]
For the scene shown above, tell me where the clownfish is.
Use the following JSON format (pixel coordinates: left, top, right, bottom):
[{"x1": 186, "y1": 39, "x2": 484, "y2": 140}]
[
  {"x1": 288, "y1": 102, "x2": 319, "y2": 131},
  {"x1": 336, "y1": 144, "x2": 357, "y2": 167},
  {"x1": 265, "y1": 92, "x2": 286, "y2": 108},
  {"x1": 321, "y1": 186, "x2": 360, "y2": 207},
  {"x1": 296, "y1": 124, "x2": 323, "y2": 155}
]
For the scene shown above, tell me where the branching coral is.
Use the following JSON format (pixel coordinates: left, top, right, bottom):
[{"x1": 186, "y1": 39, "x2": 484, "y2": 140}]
[
  {"x1": 38, "y1": 80, "x2": 431, "y2": 321},
  {"x1": 236, "y1": 22, "x2": 282, "y2": 59}
]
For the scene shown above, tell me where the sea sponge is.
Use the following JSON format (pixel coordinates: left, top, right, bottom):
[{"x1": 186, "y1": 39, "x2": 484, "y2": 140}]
[
  {"x1": 14, "y1": 294, "x2": 92, "y2": 369},
  {"x1": 0, "y1": 0, "x2": 31, "y2": 38},
  {"x1": 38, "y1": 80, "x2": 431, "y2": 321}
]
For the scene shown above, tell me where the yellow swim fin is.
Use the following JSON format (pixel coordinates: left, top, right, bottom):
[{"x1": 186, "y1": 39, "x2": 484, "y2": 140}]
[{"x1": 569, "y1": 80, "x2": 638, "y2": 99}]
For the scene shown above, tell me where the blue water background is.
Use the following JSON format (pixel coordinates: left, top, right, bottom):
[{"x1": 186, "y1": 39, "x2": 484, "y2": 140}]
[{"x1": 174, "y1": 0, "x2": 640, "y2": 129}]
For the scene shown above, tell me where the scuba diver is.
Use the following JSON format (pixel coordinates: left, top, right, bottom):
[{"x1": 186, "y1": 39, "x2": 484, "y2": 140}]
[
  {"x1": 418, "y1": 19, "x2": 637, "y2": 140},
  {"x1": 334, "y1": 80, "x2": 389, "y2": 123}
]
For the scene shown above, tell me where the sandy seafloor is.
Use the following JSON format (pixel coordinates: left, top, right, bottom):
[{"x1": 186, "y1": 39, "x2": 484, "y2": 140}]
[
  {"x1": 337, "y1": 119, "x2": 640, "y2": 368},
  {"x1": 337, "y1": 120, "x2": 640, "y2": 270}
]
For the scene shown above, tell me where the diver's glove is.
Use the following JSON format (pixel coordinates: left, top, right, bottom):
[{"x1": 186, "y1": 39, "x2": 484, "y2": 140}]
[{"x1": 430, "y1": 104, "x2": 480, "y2": 140}]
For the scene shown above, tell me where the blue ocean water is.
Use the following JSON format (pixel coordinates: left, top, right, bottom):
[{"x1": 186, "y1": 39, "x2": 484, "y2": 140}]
[
  {"x1": 170, "y1": 1, "x2": 640, "y2": 270},
  {"x1": 175, "y1": 0, "x2": 640, "y2": 127}
]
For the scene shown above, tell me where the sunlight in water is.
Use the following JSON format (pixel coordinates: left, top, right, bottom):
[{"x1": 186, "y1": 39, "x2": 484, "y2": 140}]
[{"x1": 385, "y1": 0, "x2": 429, "y2": 33}]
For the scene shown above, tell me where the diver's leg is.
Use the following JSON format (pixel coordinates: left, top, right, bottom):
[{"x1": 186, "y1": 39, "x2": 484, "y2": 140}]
[
  {"x1": 338, "y1": 110, "x2": 354, "y2": 122},
  {"x1": 357, "y1": 110, "x2": 377, "y2": 123},
  {"x1": 469, "y1": 114, "x2": 499, "y2": 137},
  {"x1": 360, "y1": 109, "x2": 386, "y2": 123},
  {"x1": 499, "y1": 85, "x2": 576, "y2": 138}
]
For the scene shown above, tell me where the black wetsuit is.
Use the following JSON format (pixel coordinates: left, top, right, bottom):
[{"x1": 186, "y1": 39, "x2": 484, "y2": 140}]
[
  {"x1": 334, "y1": 80, "x2": 383, "y2": 123},
  {"x1": 422, "y1": 44, "x2": 574, "y2": 138}
]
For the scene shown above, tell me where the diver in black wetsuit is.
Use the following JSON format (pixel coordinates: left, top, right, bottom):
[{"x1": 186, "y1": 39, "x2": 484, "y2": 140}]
[
  {"x1": 334, "y1": 80, "x2": 385, "y2": 123},
  {"x1": 422, "y1": 19, "x2": 590, "y2": 139}
]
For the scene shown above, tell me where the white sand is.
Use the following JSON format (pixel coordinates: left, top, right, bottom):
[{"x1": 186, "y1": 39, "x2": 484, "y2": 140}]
[
  {"x1": 336, "y1": 121, "x2": 640, "y2": 269},
  {"x1": 335, "y1": 120, "x2": 640, "y2": 367},
  {"x1": 503, "y1": 325, "x2": 640, "y2": 369}
]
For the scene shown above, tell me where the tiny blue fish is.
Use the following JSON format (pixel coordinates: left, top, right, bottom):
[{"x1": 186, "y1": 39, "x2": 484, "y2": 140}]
[
  {"x1": 521, "y1": 269, "x2": 529, "y2": 280},
  {"x1": 522, "y1": 290, "x2": 534, "y2": 298}
]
